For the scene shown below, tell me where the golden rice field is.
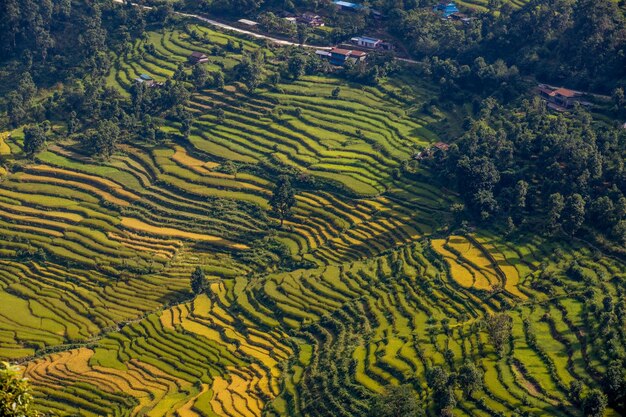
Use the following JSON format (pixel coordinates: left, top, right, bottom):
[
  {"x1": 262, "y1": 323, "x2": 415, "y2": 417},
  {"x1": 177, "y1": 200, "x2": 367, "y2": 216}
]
[{"x1": 1, "y1": 18, "x2": 624, "y2": 417}]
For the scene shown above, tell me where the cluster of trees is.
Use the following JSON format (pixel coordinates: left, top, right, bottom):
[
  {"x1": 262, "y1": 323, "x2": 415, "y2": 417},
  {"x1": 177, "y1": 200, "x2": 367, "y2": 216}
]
[
  {"x1": 430, "y1": 98, "x2": 626, "y2": 245},
  {"x1": 383, "y1": 0, "x2": 626, "y2": 93}
]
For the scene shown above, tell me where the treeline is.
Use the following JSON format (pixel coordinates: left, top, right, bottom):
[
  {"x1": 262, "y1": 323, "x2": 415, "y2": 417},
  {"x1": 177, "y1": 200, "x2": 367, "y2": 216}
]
[{"x1": 427, "y1": 97, "x2": 626, "y2": 245}]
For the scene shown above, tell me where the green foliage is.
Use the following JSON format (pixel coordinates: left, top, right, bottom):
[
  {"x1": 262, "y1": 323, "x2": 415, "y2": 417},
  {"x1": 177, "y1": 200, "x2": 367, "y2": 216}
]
[
  {"x1": 23, "y1": 124, "x2": 47, "y2": 157},
  {"x1": 457, "y1": 361, "x2": 483, "y2": 398},
  {"x1": 0, "y1": 362, "x2": 39, "y2": 417},
  {"x1": 85, "y1": 120, "x2": 120, "y2": 159},
  {"x1": 367, "y1": 385, "x2": 423, "y2": 417},
  {"x1": 484, "y1": 313, "x2": 512, "y2": 357},
  {"x1": 270, "y1": 175, "x2": 296, "y2": 227},
  {"x1": 190, "y1": 266, "x2": 208, "y2": 295}
]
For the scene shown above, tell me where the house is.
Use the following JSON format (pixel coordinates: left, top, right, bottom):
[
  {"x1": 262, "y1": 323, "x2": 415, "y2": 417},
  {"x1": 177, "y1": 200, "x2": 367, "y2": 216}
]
[
  {"x1": 315, "y1": 50, "x2": 332, "y2": 59},
  {"x1": 433, "y1": 142, "x2": 450, "y2": 151},
  {"x1": 188, "y1": 52, "x2": 209, "y2": 65},
  {"x1": 333, "y1": 0, "x2": 364, "y2": 11},
  {"x1": 297, "y1": 13, "x2": 324, "y2": 27},
  {"x1": 350, "y1": 36, "x2": 382, "y2": 49},
  {"x1": 237, "y1": 19, "x2": 258, "y2": 27},
  {"x1": 134, "y1": 74, "x2": 154, "y2": 86},
  {"x1": 328, "y1": 47, "x2": 367, "y2": 66},
  {"x1": 538, "y1": 85, "x2": 582, "y2": 109},
  {"x1": 416, "y1": 142, "x2": 450, "y2": 159},
  {"x1": 433, "y1": 1, "x2": 459, "y2": 18}
]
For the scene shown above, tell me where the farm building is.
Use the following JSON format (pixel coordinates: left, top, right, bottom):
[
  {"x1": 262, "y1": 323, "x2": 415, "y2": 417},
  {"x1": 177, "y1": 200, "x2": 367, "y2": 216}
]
[
  {"x1": 333, "y1": 0, "x2": 364, "y2": 10},
  {"x1": 350, "y1": 36, "x2": 382, "y2": 49},
  {"x1": 237, "y1": 19, "x2": 258, "y2": 27},
  {"x1": 416, "y1": 142, "x2": 450, "y2": 159},
  {"x1": 297, "y1": 13, "x2": 325, "y2": 26},
  {"x1": 317, "y1": 48, "x2": 367, "y2": 66},
  {"x1": 538, "y1": 86, "x2": 583, "y2": 110},
  {"x1": 330, "y1": 48, "x2": 367, "y2": 65},
  {"x1": 188, "y1": 52, "x2": 209, "y2": 64},
  {"x1": 350, "y1": 36, "x2": 395, "y2": 50},
  {"x1": 134, "y1": 74, "x2": 154, "y2": 86},
  {"x1": 433, "y1": 1, "x2": 460, "y2": 18}
]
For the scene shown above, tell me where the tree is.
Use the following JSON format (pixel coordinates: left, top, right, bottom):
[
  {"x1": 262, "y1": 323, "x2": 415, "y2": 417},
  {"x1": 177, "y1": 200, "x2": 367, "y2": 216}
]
[
  {"x1": 234, "y1": 56, "x2": 263, "y2": 92},
  {"x1": 367, "y1": 385, "x2": 423, "y2": 417},
  {"x1": 0, "y1": 362, "x2": 39, "y2": 417},
  {"x1": 457, "y1": 361, "x2": 483, "y2": 398},
  {"x1": 569, "y1": 380, "x2": 583, "y2": 404},
  {"x1": 270, "y1": 176, "x2": 296, "y2": 227},
  {"x1": 603, "y1": 360, "x2": 625, "y2": 405},
  {"x1": 484, "y1": 313, "x2": 512, "y2": 357},
  {"x1": 23, "y1": 124, "x2": 47, "y2": 157},
  {"x1": 213, "y1": 70, "x2": 225, "y2": 89},
  {"x1": 191, "y1": 64, "x2": 208, "y2": 90},
  {"x1": 547, "y1": 193, "x2": 565, "y2": 234},
  {"x1": 6, "y1": 92, "x2": 26, "y2": 127},
  {"x1": 331, "y1": 86, "x2": 341, "y2": 99},
  {"x1": 287, "y1": 54, "x2": 307, "y2": 80},
  {"x1": 190, "y1": 266, "x2": 208, "y2": 295},
  {"x1": 582, "y1": 389, "x2": 607, "y2": 417},
  {"x1": 87, "y1": 120, "x2": 120, "y2": 159},
  {"x1": 296, "y1": 24, "x2": 310, "y2": 45},
  {"x1": 563, "y1": 193, "x2": 586, "y2": 235}
]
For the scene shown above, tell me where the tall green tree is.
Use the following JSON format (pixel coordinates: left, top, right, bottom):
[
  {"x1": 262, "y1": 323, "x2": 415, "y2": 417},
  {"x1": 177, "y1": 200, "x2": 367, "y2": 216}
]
[
  {"x1": 484, "y1": 313, "x2": 512, "y2": 357},
  {"x1": 457, "y1": 361, "x2": 484, "y2": 398},
  {"x1": 87, "y1": 120, "x2": 120, "y2": 159},
  {"x1": 190, "y1": 266, "x2": 208, "y2": 295},
  {"x1": 23, "y1": 124, "x2": 47, "y2": 157},
  {"x1": 270, "y1": 175, "x2": 296, "y2": 227}
]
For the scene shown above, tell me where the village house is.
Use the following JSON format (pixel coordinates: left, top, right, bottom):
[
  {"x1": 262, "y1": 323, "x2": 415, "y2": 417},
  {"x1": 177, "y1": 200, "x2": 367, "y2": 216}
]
[
  {"x1": 350, "y1": 36, "x2": 381, "y2": 49},
  {"x1": 316, "y1": 47, "x2": 367, "y2": 66},
  {"x1": 416, "y1": 142, "x2": 450, "y2": 159},
  {"x1": 188, "y1": 52, "x2": 209, "y2": 65},
  {"x1": 333, "y1": 0, "x2": 364, "y2": 11},
  {"x1": 134, "y1": 74, "x2": 154, "y2": 86},
  {"x1": 350, "y1": 36, "x2": 394, "y2": 50},
  {"x1": 537, "y1": 85, "x2": 583, "y2": 110},
  {"x1": 297, "y1": 13, "x2": 324, "y2": 27}
]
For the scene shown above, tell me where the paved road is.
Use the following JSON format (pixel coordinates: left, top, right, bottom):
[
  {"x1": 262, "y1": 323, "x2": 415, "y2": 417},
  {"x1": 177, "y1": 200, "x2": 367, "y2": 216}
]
[
  {"x1": 113, "y1": 0, "x2": 332, "y2": 49},
  {"x1": 113, "y1": 0, "x2": 420, "y2": 61}
]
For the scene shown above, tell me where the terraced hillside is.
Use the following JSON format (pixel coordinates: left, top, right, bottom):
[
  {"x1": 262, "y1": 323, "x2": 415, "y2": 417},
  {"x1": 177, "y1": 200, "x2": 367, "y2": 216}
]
[{"x1": 1, "y1": 15, "x2": 624, "y2": 417}]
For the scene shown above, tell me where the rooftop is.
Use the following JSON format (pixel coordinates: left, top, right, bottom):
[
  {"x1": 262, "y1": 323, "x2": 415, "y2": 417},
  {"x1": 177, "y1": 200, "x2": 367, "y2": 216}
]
[
  {"x1": 333, "y1": 0, "x2": 363, "y2": 8},
  {"x1": 237, "y1": 19, "x2": 258, "y2": 26},
  {"x1": 553, "y1": 88, "x2": 578, "y2": 98},
  {"x1": 352, "y1": 36, "x2": 382, "y2": 43},
  {"x1": 331, "y1": 47, "x2": 353, "y2": 56}
]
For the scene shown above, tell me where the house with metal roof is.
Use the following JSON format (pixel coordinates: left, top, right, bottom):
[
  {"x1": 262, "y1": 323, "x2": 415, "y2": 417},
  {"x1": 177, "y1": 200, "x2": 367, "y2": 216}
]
[
  {"x1": 350, "y1": 36, "x2": 382, "y2": 49},
  {"x1": 134, "y1": 74, "x2": 154, "y2": 86},
  {"x1": 333, "y1": 0, "x2": 364, "y2": 10}
]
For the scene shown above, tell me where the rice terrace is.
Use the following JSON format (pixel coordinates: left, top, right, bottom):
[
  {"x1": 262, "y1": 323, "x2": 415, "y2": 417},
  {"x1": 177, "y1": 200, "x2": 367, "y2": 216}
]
[{"x1": 0, "y1": 0, "x2": 625, "y2": 416}]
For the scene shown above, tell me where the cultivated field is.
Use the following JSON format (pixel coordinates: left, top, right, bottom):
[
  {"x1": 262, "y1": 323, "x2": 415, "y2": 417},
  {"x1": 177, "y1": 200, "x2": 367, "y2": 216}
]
[{"x1": 1, "y1": 20, "x2": 623, "y2": 417}]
